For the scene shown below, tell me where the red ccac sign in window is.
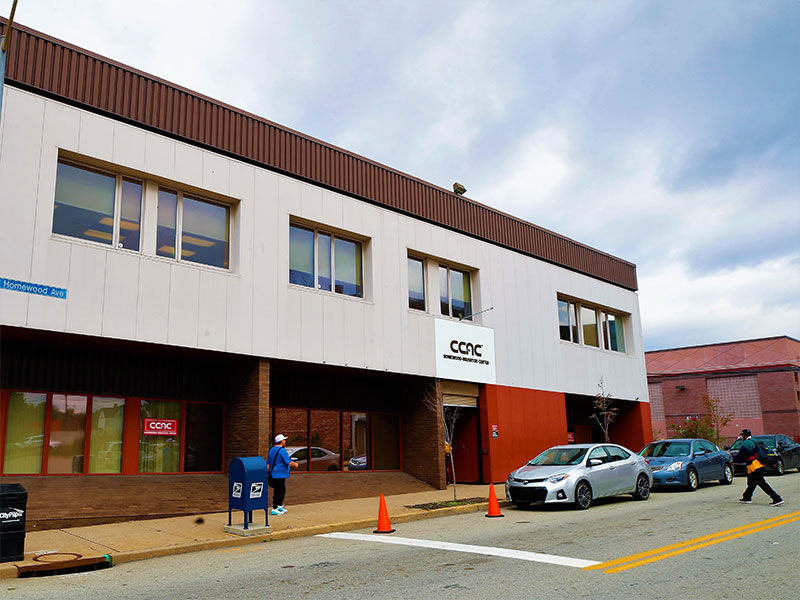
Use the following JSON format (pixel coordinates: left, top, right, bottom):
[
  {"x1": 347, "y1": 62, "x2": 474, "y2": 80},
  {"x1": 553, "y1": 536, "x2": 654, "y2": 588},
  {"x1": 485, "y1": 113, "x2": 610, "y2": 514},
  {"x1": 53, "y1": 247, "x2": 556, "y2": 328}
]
[{"x1": 143, "y1": 418, "x2": 179, "y2": 436}]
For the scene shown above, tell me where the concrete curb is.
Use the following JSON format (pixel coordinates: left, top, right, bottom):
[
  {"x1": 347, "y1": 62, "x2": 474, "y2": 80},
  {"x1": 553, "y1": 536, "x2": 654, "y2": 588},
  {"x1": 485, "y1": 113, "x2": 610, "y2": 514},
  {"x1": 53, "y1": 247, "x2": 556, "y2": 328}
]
[{"x1": 2, "y1": 500, "x2": 512, "y2": 578}]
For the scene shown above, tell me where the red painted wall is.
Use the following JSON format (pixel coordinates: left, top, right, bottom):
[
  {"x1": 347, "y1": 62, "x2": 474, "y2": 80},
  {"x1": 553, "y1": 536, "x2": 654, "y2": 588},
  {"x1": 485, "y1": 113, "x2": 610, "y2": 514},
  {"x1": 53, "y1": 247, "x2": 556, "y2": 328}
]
[
  {"x1": 480, "y1": 384, "x2": 567, "y2": 483},
  {"x1": 611, "y1": 401, "x2": 653, "y2": 451}
]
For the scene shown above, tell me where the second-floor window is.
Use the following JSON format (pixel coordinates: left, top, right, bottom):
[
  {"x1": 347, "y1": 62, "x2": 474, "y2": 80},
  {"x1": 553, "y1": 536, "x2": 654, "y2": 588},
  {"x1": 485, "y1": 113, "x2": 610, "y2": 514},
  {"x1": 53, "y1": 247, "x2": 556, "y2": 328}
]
[
  {"x1": 408, "y1": 256, "x2": 425, "y2": 310},
  {"x1": 157, "y1": 189, "x2": 230, "y2": 269},
  {"x1": 439, "y1": 265, "x2": 471, "y2": 320},
  {"x1": 558, "y1": 297, "x2": 626, "y2": 353},
  {"x1": 289, "y1": 224, "x2": 363, "y2": 298},
  {"x1": 53, "y1": 160, "x2": 142, "y2": 251}
]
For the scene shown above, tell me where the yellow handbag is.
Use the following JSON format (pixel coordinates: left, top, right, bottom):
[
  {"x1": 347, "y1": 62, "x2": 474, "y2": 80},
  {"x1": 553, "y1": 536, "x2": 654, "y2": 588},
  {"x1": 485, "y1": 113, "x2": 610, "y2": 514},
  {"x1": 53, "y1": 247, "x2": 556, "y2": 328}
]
[{"x1": 746, "y1": 459, "x2": 764, "y2": 474}]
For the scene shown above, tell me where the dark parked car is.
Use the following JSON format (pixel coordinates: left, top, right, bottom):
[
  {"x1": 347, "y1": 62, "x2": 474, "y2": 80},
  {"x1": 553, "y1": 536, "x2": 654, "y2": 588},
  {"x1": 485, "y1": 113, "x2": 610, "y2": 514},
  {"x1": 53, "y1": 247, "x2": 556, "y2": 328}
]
[
  {"x1": 639, "y1": 438, "x2": 733, "y2": 491},
  {"x1": 728, "y1": 434, "x2": 800, "y2": 476}
]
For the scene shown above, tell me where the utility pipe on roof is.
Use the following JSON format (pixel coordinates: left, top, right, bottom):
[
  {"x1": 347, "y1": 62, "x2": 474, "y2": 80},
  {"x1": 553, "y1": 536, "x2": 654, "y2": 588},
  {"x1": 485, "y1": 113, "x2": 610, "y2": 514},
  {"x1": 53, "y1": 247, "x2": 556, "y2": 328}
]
[{"x1": 1, "y1": 1, "x2": 21, "y2": 122}]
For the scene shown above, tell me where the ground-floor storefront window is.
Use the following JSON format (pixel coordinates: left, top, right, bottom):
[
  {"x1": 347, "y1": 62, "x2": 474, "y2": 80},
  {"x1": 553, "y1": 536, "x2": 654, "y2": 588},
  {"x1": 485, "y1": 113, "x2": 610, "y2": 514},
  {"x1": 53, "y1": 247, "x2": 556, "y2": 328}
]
[
  {"x1": 272, "y1": 407, "x2": 401, "y2": 472},
  {"x1": 1, "y1": 390, "x2": 224, "y2": 475}
]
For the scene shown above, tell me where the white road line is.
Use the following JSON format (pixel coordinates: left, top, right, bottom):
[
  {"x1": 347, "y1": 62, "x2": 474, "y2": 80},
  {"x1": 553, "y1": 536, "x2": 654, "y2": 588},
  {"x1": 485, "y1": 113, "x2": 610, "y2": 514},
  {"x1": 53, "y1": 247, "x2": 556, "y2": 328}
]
[{"x1": 318, "y1": 532, "x2": 600, "y2": 569}]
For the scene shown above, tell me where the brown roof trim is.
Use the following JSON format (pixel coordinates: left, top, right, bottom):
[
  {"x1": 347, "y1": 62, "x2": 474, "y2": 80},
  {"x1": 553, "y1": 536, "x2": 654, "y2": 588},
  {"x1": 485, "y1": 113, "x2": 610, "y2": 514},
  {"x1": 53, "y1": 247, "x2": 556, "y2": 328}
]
[
  {"x1": 645, "y1": 335, "x2": 799, "y2": 355},
  {"x1": 1, "y1": 19, "x2": 637, "y2": 290}
]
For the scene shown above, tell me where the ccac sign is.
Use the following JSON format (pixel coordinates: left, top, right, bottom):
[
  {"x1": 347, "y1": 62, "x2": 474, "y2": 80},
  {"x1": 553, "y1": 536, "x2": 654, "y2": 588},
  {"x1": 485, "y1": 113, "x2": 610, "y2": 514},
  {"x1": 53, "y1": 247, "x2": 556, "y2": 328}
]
[
  {"x1": 143, "y1": 418, "x2": 178, "y2": 436},
  {"x1": 434, "y1": 319, "x2": 496, "y2": 384}
]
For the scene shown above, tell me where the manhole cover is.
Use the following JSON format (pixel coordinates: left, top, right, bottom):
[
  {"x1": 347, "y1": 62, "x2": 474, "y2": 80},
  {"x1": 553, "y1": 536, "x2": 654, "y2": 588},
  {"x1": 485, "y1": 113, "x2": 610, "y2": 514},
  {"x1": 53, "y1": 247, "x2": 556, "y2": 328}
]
[{"x1": 33, "y1": 553, "x2": 83, "y2": 563}]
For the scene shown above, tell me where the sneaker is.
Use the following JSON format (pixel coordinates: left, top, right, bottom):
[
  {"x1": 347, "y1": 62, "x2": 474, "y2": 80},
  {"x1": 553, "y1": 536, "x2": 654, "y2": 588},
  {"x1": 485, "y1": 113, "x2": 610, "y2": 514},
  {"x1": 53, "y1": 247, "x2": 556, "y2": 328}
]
[
  {"x1": 738, "y1": 499, "x2": 752, "y2": 504},
  {"x1": 769, "y1": 499, "x2": 785, "y2": 507},
  {"x1": 270, "y1": 509, "x2": 283, "y2": 516},
  {"x1": 277, "y1": 506, "x2": 287, "y2": 513}
]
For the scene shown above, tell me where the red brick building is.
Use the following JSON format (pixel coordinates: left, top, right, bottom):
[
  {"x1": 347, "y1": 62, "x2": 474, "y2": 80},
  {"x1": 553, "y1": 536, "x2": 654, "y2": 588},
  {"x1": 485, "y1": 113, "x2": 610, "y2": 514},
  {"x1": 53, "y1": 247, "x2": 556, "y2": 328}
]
[{"x1": 646, "y1": 336, "x2": 800, "y2": 443}]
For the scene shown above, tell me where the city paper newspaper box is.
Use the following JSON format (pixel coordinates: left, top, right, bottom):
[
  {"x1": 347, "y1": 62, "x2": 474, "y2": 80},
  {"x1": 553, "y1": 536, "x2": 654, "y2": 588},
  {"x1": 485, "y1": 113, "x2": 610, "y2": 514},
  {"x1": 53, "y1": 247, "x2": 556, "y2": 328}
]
[{"x1": 228, "y1": 457, "x2": 269, "y2": 530}]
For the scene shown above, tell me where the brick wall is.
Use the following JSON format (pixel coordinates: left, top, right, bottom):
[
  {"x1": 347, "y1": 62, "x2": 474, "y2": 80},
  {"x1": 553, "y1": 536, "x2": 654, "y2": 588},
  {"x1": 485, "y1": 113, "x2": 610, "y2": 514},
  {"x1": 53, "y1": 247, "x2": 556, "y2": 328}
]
[
  {"x1": 758, "y1": 370, "x2": 800, "y2": 439},
  {"x1": 658, "y1": 377, "x2": 707, "y2": 431},
  {"x1": 225, "y1": 358, "x2": 271, "y2": 468},
  {"x1": 402, "y1": 379, "x2": 446, "y2": 489}
]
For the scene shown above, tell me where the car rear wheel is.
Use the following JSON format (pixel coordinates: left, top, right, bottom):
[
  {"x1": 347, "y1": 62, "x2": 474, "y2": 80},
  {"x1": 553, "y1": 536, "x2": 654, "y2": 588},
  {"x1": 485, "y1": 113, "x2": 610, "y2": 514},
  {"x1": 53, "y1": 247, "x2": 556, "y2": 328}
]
[
  {"x1": 687, "y1": 467, "x2": 698, "y2": 491},
  {"x1": 775, "y1": 459, "x2": 785, "y2": 476},
  {"x1": 633, "y1": 474, "x2": 650, "y2": 500},
  {"x1": 574, "y1": 481, "x2": 592, "y2": 510},
  {"x1": 720, "y1": 464, "x2": 733, "y2": 485}
]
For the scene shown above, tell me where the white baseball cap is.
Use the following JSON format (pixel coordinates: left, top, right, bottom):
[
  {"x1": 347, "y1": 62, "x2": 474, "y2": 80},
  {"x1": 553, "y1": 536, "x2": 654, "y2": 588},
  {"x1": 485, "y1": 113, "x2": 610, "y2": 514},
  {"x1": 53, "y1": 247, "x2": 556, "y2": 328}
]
[{"x1": 274, "y1": 434, "x2": 288, "y2": 443}]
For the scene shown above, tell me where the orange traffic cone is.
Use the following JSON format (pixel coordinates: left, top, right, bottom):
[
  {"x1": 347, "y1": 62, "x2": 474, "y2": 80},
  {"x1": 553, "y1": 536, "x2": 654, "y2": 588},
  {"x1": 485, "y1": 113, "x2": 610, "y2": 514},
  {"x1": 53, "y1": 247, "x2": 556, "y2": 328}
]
[
  {"x1": 373, "y1": 493, "x2": 396, "y2": 534},
  {"x1": 486, "y1": 484, "x2": 504, "y2": 518}
]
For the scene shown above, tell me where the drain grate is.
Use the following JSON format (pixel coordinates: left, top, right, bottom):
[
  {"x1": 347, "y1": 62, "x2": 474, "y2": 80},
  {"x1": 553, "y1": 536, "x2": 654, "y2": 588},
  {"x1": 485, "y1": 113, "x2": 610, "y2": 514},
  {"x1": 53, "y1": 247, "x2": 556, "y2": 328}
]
[{"x1": 18, "y1": 555, "x2": 111, "y2": 578}]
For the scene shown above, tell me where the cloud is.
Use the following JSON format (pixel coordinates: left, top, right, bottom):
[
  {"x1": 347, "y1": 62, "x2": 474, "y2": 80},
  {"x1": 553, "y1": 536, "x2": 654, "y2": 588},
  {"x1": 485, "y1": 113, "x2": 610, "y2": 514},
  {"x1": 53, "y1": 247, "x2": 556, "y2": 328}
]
[{"x1": 640, "y1": 256, "x2": 800, "y2": 350}]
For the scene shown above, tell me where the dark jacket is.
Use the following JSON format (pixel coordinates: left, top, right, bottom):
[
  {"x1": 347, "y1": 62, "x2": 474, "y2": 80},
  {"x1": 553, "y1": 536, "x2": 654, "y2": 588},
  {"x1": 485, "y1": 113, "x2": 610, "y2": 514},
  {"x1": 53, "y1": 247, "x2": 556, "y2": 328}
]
[{"x1": 733, "y1": 438, "x2": 758, "y2": 466}]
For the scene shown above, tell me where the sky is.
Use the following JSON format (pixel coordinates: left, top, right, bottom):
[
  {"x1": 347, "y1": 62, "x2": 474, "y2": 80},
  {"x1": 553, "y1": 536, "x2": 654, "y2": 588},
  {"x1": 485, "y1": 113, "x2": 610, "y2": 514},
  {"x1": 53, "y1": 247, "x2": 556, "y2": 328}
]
[{"x1": 4, "y1": 1, "x2": 799, "y2": 351}]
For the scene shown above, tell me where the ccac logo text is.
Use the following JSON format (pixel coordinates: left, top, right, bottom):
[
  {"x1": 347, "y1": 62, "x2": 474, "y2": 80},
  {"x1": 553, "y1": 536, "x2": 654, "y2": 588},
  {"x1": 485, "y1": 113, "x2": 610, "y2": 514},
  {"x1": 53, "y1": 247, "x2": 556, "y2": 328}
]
[{"x1": 443, "y1": 339, "x2": 490, "y2": 365}]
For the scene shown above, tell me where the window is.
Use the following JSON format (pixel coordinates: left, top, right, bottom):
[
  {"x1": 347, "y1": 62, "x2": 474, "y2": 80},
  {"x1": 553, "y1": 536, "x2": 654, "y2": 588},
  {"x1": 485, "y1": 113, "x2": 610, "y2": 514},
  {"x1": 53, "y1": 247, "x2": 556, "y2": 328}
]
[
  {"x1": 558, "y1": 296, "x2": 626, "y2": 353},
  {"x1": 53, "y1": 160, "x2": 142, "y2": 251},
  {"x1": 558, "y1": 299, "x2": 579, "y2": 342},
  {"x1": 408, "y1": 256, "x2": 425, "y2": 310},
  {"x1": 581, "y1": 306, "x2": 599, "y2": 347},
  {"x1": 439, "y1": 265, "x2": 472, "y2": 320},
  {"x1": 271, "y1": 407, "x2": 401, "y2": 472},
  {"x1": 289, "y1": 224, "x2": 363, "y2": 298},
  {"x1": 1, "y1": 390, "x2": 224, "y2": 475},
  {"x1": 157, "y1": 188, "x2": 230, "y2": 269},
  {"x1": 605, "y1": 446, "x2": 630, "y2": 462},
  {"x1": 601, "y1": 312, "x2": 626, "y2": 353}
]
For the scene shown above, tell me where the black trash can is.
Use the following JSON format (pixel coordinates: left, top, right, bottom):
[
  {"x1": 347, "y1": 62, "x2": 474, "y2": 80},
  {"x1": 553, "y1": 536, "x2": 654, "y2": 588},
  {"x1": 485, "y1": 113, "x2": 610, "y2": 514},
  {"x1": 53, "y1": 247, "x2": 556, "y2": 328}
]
[{"x1": 0, "y1": 483, "x2": 28, "y2": 563}]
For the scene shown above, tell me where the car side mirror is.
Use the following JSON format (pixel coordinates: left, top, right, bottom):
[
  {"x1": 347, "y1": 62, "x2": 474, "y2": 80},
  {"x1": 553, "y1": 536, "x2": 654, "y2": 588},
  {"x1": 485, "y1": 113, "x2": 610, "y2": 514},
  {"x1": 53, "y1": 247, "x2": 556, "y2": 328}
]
[
  {"x1": 588, "y1": 458, "x2": 603, "y2": 467},
  {"x1": 724, "y1": 446, "x2": 731, "y2": 450}
]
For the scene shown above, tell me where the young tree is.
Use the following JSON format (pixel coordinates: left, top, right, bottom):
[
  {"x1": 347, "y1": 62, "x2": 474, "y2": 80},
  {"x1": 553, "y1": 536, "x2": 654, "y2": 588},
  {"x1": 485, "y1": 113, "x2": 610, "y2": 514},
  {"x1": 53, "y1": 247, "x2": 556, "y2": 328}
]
[
  {"x1": 668, "y1": 394, "x2": 732, "y2": 447},
  {"x1": 422, "y1": 381, "x2": 462, "y2": 501},
  {"x1": 591, "y1": 378, "x2": 617, "y2": 443}
]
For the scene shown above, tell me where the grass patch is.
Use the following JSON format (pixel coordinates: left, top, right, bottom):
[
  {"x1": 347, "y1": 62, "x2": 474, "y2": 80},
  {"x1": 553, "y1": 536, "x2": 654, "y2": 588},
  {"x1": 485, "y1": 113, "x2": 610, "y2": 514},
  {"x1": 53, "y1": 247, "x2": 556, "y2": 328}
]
[{"x1": 406, "y1": 497, "x2": 487, "y2": 510}]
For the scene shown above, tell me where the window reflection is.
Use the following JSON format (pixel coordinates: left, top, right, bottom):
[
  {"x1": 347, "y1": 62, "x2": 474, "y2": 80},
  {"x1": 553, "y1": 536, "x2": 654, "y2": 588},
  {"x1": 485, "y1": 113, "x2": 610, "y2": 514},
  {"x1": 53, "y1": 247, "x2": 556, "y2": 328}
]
[
  {"x1": 289, "y1": 225, "x2": 314, "y2": 287},
  {"x1": 439, "y1": 265, "x2": 471, "y2": 320},
  {"x1": 334, "y1": 237, "x2": 363, "y2": 297},
  {"x1": 181, "y1": 196, "x2": 229, "y2": 269},
  {"x1": 344, "y1": 412, "x2": 370, "y2": 471},
  {"x1": 318, "y1": 233, "x2": 332, "y2": 291},
  {"x1": 309, "y1": 410, "x2": 341, "y2": 471},
  {"x1": 408, "y1": 257, "x2": 425, "y2": 311},
  {"x1": 119, "y1": 179, "x2": 142, "y2": 251},
  {"x1": 88, "y1": 397, "x2": 125, "y2": 474},
  {"x1": 3, "y1": 392, "x2": 47, "y2": 474},
  {"x1": 157, "y1": 190, "x2": 178, "y2": 259},
  {"x1": 139, "y1": 401, "x2": 181, "y2": 473},
  {"x1": 581, "y1": 306, "x2": 599, "y2": 347},
  {"x1": 274, "y1": 407, "x2": 309, "y2": 471},
  {"x1": 48, "y1": 395, "x2": 88, "y2": 474},
  {"x1": 53, "y1": 162, "x2": 116, "y2": 245}
]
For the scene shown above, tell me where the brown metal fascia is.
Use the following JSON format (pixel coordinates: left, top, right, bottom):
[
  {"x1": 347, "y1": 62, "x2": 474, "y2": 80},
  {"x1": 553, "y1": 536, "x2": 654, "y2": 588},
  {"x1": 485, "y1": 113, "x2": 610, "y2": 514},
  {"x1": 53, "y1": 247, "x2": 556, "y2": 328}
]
[{"x1": 1, "y1": 18, "x2": 638, "y2": 291}]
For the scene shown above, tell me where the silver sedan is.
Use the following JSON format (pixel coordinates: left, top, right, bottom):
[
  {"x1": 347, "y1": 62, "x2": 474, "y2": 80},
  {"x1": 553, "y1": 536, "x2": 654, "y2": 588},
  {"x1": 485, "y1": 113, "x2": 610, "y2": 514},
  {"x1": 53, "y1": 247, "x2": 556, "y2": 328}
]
[{"x1": 505, "y1": 443, "x2": 653, "y2": 510}]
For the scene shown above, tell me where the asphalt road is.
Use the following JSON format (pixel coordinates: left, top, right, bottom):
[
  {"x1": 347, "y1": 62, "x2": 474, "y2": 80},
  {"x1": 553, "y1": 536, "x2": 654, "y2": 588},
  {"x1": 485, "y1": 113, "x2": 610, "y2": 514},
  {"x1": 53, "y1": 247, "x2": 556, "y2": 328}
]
[{"x1": 6, "y1": 473, "x2": 800, "y2": 600}]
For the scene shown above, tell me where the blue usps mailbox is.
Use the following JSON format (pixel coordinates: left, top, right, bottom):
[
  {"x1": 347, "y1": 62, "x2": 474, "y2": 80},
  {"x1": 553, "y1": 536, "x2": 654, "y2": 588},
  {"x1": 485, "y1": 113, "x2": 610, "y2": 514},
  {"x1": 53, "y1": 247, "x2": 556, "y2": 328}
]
[{"x1": 228, "y1": 456, "x2": 269, "y2": 530}]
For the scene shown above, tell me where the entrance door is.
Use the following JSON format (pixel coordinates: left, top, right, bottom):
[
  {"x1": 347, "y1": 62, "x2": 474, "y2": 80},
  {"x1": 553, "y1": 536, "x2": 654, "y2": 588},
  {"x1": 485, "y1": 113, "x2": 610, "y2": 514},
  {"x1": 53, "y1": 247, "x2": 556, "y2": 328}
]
[
  {"x1": 442, "y1": 381, "x2": 481, "y2": 484},
  {"x1": 451, "y1": 408, "x2": 480, "y2": 482}
]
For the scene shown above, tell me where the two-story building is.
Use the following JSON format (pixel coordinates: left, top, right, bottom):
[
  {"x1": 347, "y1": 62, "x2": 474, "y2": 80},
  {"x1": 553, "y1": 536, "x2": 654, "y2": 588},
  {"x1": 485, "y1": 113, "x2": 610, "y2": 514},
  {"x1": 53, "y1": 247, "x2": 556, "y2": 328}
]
[{"x1": 0, "y1": 19, "x2": 651, "y2": 527}]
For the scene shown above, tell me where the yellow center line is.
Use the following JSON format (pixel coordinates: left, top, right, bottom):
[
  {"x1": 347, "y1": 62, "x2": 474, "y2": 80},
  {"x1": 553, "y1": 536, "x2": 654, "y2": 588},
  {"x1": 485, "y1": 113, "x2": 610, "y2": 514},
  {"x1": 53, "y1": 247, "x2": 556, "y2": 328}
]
[
  {"x1": 605, "y1": 515, "x2": 800, "y2": 573},
  {"x1": 584, "y1": 510, "x2": 800, "y2": 572}
]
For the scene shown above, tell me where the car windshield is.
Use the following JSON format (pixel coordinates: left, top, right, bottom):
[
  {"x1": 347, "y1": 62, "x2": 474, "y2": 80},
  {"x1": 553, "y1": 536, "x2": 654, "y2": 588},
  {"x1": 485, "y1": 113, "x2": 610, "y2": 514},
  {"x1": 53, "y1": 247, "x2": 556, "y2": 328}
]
[
  {"x1": 754, "y1": 436, "x2": 776, "y2": 449},
  {"x1": 528, "y1": 448, "x2": 588, "y2": 466},
  {"x1": 641, "y1": 441, "x2": 690, "y2": 458}
]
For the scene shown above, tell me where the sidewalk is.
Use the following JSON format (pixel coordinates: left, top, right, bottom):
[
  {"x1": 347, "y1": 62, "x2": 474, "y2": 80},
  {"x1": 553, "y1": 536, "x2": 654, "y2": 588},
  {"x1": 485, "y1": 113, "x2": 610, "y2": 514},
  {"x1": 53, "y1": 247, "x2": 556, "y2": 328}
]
[{"x1": 1, "y1": 484, "x2": 507, "y2": 579}]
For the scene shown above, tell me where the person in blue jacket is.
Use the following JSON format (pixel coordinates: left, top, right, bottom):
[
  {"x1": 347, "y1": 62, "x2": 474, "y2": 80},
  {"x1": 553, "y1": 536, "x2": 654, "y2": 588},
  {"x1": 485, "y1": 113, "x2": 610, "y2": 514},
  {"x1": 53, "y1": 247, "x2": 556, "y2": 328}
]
[
  {"x1": 266, "y1": 434, "x2": 298, "y2": 516},
  {"x1": 733, "y1": 429, "x2": 783, "y2": 506}
]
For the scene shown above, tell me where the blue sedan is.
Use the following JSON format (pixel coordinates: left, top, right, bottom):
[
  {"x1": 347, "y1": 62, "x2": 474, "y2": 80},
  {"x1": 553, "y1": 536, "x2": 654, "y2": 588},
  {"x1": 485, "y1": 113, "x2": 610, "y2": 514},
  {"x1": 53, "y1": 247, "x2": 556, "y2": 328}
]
[{"x1": 639, "y1": 438, "x2": 734, "y2": 491}]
